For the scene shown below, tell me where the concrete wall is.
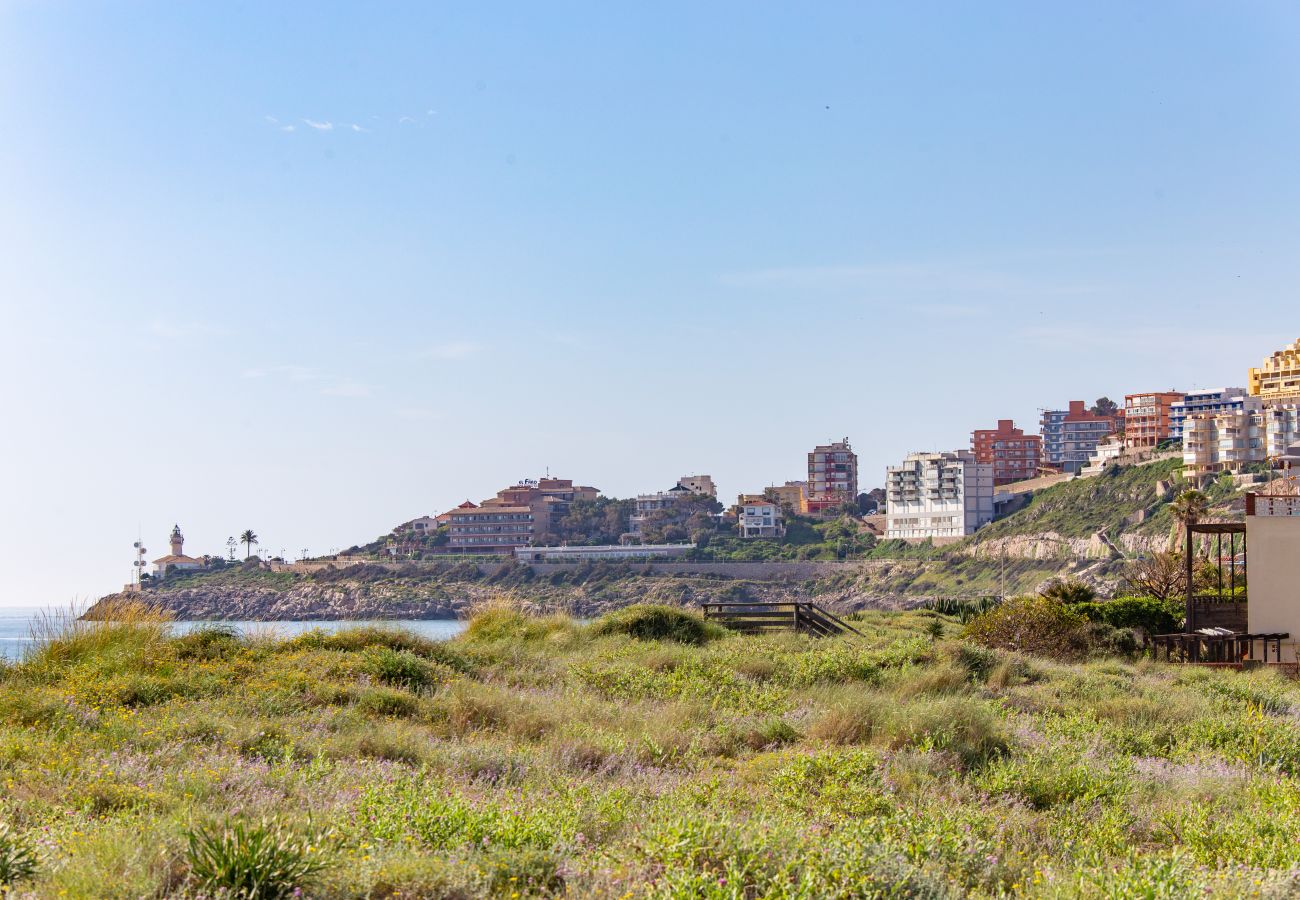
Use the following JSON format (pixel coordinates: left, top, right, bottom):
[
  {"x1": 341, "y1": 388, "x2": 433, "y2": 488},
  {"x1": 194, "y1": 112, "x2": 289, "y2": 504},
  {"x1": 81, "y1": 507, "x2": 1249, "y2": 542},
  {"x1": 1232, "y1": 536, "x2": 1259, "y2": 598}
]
[
  {"x1": 270, "y1": 558, "x2": 861, "y2": 581},
  {"x1": 1246, "y1": 515, "x2": 1300, "y2": 662}
]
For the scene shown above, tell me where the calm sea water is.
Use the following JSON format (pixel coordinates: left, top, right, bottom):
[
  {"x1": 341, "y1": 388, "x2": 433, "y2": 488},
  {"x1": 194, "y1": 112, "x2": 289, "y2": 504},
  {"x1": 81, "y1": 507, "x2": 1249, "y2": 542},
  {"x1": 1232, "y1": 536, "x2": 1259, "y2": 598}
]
[{"x1": 0, "y1": 606, "x2": 467, "y2": 662}]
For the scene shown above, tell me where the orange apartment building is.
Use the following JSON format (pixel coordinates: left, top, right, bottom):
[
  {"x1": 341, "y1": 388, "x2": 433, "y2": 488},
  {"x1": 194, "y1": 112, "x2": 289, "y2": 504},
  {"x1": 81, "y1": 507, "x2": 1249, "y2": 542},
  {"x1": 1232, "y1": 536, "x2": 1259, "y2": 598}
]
[
  {"x1": 971, "y1": 419, "x2": 1042, "y2": 486},
  {"x1": 447, "y1": 478, "x2": 598, "y2": 552},
  {"x1": 1123, "y1": 391, "x2": 1186, "y2": 450}
]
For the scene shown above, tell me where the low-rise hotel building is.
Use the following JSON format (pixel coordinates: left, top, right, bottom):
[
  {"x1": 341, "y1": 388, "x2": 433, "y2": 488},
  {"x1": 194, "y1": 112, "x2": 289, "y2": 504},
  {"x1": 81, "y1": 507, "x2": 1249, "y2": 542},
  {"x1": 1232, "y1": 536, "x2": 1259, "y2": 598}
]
[{"x1": 448, "y1": 478, "x2": 598, "y2": 552}]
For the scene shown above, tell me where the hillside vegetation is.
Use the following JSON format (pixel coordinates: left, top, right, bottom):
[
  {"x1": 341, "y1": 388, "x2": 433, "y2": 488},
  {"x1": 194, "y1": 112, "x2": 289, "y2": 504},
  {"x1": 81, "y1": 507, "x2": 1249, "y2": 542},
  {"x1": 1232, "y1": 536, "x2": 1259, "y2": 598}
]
[
  {"x1": 5, "y1": 603, "x2": 1300, "y2": 896},
  {"x1": 970, "y1": 458, "x2": 1186, "y2": 543}
]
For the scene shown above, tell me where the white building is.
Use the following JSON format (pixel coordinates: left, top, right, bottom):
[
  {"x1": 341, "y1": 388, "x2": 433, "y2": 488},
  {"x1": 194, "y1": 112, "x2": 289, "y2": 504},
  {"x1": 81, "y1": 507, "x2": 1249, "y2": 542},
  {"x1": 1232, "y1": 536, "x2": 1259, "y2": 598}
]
[
  {"x1": 1183, "y1": 405, "x2": 1300, "y2": 482},
  {"x1": 152, "y1": 525, "x2": 203, "y2": 577},
  {"x1": 513, "y1": 543, "x2": 694, "y2": 562},
  {"x1": 737, "y1": 495, "x2": 784, "y2": 539},
  {"x1": 885, "y1": 451, "x2": 994, "y2": 541},
  {"x1": 1081, "y1": 434, "x2": 1125, "y2": 476},
  {"x1": 1169, "y1": 388, "x2": 1259, "y2": 442}
]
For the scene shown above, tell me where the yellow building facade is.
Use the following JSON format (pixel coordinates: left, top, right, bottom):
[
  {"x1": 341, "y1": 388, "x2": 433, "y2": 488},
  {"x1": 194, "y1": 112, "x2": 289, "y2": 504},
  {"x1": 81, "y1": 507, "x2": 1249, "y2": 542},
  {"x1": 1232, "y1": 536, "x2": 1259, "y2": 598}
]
[{"x1": 1249, "y1": 338, "x2": 1300, "y2": 404}]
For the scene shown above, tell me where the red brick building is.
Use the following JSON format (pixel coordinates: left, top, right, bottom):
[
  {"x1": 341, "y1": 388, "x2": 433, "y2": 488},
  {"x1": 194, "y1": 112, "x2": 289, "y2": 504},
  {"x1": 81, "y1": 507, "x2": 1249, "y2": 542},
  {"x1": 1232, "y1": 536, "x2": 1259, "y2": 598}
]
[
  {"x1": 971, "y1": 419, "x2": 1042, "y2": 486},
  {"x1": 1123, "y1": 391, "x2": 1186, "y2": 450}
]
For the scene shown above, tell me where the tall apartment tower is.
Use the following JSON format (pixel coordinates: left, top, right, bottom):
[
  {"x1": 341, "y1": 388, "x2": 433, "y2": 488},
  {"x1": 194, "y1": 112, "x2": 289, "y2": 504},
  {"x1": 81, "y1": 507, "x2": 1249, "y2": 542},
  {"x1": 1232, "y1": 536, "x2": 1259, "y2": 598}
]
[
  {"x1": 806, "y1": 438, "x2": 858, "y2": 515},
  {"x1": 1041, "y1": 401, "x2": 1117, "y2": 475},
  {"x1": 971, "y1": 419, "x2": 1042, "y2": 485}
]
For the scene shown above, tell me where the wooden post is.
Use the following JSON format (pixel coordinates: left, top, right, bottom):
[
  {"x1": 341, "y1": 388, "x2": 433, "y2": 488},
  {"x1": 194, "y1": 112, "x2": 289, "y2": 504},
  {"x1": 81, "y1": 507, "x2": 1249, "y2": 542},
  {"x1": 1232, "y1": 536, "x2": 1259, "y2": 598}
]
[{"x1": 1185, "y1": 525, "x2": 1196, "y2": 633}]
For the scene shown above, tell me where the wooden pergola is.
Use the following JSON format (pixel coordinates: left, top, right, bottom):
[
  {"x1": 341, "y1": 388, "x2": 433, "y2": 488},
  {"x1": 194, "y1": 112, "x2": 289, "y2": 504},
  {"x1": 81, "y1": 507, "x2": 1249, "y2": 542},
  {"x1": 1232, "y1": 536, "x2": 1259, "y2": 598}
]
[{"x1": 1151, "y1": 520, "x2": 1290, "y2": 665}]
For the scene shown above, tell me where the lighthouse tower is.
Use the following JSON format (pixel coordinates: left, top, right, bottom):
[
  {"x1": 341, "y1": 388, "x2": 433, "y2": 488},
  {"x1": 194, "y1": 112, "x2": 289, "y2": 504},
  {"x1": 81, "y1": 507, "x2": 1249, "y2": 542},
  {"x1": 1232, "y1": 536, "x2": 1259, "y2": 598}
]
[{"x1": 153, "y1": 524, "x2": 201, "y2": 578}]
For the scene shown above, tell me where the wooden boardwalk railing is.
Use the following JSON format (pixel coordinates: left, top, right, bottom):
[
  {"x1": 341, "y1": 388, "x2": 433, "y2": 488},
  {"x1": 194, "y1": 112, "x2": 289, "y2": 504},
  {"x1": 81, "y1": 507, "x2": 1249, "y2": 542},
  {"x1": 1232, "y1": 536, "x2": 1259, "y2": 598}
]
[{"x1": 700, "y1": 602, "x2": 863, "y2": 637}]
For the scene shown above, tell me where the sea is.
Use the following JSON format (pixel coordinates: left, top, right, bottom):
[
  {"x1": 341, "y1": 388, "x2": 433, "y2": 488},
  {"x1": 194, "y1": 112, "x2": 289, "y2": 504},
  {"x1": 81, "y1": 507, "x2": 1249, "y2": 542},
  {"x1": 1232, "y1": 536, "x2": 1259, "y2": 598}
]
[{"x1": 0, "y1": 605, "x2": 467, "y2": 662}]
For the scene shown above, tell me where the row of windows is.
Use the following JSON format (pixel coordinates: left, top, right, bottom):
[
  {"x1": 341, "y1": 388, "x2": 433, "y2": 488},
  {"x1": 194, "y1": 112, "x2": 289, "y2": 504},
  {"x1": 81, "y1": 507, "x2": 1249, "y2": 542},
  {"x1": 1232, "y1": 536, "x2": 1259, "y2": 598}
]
[{"x1": 451, "y1": 514, "x2": 533, "y2": 523}]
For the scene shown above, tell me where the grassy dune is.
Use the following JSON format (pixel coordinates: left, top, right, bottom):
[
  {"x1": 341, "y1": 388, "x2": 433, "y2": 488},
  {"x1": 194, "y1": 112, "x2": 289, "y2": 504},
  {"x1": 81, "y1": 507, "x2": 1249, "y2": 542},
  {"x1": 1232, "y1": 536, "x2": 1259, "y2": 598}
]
[{"x1": 4, "y1": 603, "x2": 1300, "y2": 897}]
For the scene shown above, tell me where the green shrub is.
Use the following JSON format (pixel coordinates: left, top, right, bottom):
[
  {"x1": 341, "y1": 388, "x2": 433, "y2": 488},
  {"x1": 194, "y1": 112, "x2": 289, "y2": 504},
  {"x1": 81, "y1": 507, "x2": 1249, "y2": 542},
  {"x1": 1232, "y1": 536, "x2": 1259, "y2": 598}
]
[
  {"x1": 1073, "y1": 596, "x2": 1181, "y2": 637},
  {"x1": 174, "y1": 625, "x2": 244, "y2": 660},
  {"x1": 0, "y1": 823, "x2": 37, "y2": 887},
  {"x1": 890, "y1": 696, "x2": 1009, "y2": 767},
  {"x1": 185, "y1": 818, "x2": 329, "y2": 899},
  {"x1": 589, "y1": 604, "x2": 725, "y2": 645},
  {"x1": 1078, "y1": 621, "x2": 1139, "y2": 658},
  {"x1": 922, "y1": 596, "x2": 1001, "y2": 624},
  {"x1": 464, "y1": 602, "x2": 572, "y2": 643},
  {"x1": 356, "y1": 687, "x2": 421, "y2": 718},
  {"x1": 964, "y1": 595, "x2": 1091, "y2": 660},
  {"x1": 1039, "y1": 578, "x2": 1098, "y2": 604},
  {"x1": 361, "y1": 647, "x2": 443, "y2": 690}
]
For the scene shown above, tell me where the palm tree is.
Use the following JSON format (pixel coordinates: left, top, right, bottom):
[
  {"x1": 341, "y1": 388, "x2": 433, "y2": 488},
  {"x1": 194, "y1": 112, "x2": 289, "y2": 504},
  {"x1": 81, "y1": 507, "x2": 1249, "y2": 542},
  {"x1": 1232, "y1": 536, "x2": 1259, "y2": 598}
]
[
  {"x1": 1170, "y1": 490, "x2": 1209, "y2": 531},
  {"x1": 239, "y1": 529, "x2": 259, "y2": 559}
]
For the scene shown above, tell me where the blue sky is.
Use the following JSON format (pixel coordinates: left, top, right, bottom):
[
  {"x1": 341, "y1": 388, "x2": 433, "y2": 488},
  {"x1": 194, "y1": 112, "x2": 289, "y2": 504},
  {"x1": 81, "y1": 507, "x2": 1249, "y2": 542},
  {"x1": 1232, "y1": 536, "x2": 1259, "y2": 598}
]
[{"x1": 1, "y1": 2, "x2": 1296, "y2": 606}]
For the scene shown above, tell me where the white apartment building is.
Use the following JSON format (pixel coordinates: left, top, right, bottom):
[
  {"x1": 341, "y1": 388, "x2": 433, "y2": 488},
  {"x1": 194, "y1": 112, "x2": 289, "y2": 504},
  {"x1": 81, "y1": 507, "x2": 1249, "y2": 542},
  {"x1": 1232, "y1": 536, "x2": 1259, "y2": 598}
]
[
  {"x1": 1081, "y1": 435, "x2": 1124, "y2": 476},
  {"x1": 1182, "y1": 405, "x2": 1300, "y2": 482},
  {"x1": 885, "y1": 451, "x2": 994, "y2": 540},
  {"x1": 737, "y1": 495, "x2": 784, "y2": 539},
  {"x1": 1265, "y1": 406, "x2": 1300, "y2": 461},
  {"x1": 1169, "y1": 388, "x2": 1259, "y2": 442}
]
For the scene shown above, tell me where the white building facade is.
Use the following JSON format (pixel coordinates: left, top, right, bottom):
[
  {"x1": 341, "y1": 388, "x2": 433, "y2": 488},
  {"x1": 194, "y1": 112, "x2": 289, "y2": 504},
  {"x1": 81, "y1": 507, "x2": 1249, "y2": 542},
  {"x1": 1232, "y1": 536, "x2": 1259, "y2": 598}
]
[
  {"x1": 885, "y1": 451, "x2": 994, "y2": 540},
  {"x1": 1169, "y1": 388, "x2": 1259, "y2": 442},
  {"x1": 737, "y1": 497, "x2": 784, "y2": 539},
  {"x1": 1182, "y1": 405, "x2": 1300, "y2": 481}
]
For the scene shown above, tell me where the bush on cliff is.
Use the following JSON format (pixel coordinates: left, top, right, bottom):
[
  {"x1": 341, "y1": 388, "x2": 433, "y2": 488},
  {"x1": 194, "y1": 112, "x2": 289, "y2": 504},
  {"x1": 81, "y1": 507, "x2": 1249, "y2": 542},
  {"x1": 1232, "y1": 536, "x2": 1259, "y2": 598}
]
[{"x1": 589, "y1": 604, "x2": 725, "y2": 645}]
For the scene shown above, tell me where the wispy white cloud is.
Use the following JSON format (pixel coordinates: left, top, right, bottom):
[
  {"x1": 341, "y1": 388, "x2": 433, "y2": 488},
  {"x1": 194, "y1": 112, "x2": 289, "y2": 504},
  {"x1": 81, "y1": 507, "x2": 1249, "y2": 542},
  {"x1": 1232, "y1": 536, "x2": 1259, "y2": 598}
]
[
  {"x1": 280, "y1": 125, "x2": 296, "y2": 133},
  {"x1": 348, "y1": 123, "x2": 368, "y2": 133},
  {"x1": 303, "y1": 119, "x2": 334, "y2": 131},
  {"x1": 398, "y1": 116, "x2": 416, "y2": 125},
  {"x1": 264, "y1": 115, "x2": 279, "y2": 124},
  {"x1": 422, "y1": 341, "x2": 481, "y2": 361}
]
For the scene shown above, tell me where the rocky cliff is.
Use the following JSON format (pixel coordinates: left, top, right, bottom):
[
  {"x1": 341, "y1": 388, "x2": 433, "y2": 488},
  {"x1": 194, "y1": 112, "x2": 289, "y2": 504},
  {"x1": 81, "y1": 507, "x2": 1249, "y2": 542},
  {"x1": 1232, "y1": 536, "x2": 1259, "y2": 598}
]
[{"x1": 85, "y1": 554, "x2": 1112, "y2": 621}]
